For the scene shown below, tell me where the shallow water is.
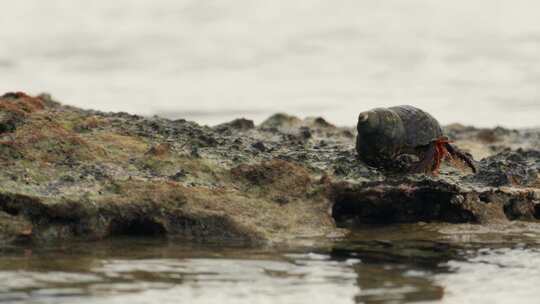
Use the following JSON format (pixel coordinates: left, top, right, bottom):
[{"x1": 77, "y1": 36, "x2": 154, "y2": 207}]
[
  {"x1": 1, "y1": 223, "x2": 539, "y2": 304},
  {"x1": 1, "y1": 1, "x2": 540, "y2": 127}
]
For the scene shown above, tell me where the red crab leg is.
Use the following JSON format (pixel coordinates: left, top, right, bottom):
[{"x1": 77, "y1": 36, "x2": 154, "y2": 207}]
[{"x1": 432, "y1": 137, "x2": 451, "y2": 174}]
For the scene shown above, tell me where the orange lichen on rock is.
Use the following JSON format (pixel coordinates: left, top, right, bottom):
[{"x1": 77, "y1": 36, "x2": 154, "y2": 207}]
[
  {"x1": 0, "y1": 92, "x2": 46, "y2": 135},
  {"x1": 0, "y1": 92, "x2": 45, "y2": 116},
  {"x1": 1, "y1": 110, "x2": 106, "y2": 163}
]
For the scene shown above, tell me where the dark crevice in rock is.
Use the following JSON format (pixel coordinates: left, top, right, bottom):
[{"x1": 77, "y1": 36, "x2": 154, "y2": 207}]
[
  {"x1": 478, "y1": 193, "x2": 491, "y2": 203},
  {"x1": 0, "y1": 193, "x2": 46, "y2": 218},
  {"x1": 109, "y1": 218, "x2": 166, "y2": 236},
  {"x1": 330, "y1": 180, "x2": 476, "y2": 226},
  {"x1": 474, "y1": 190, "x2": 539, "y2": 221},
  {"x1": 0, "y1": 191, "x2": 259, "y2": 242},
  {"x1": 166, "y1": 214, "x2": 255, "y2": 240},
  {"x1": 534, "y1": 203, "x2": 540, "y2": 219},
  {"x1": 0, "y1": 201, "x2": 19, "y2": 216},
  {"x1": 503, "y1": 198, "x2": 537, "y2": 221},
  {"x1": 503, "y1": 200, "x2": 519, "y2": 221}
]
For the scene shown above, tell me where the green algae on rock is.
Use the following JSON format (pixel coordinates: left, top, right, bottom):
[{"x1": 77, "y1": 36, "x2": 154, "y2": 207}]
[{"x1": 0, "y1": 92, "x2": 540, "y2": 244}]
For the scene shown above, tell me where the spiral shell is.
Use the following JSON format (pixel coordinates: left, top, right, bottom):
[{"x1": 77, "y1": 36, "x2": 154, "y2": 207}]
[{"x1": 356, "y1": 105, "x2": 444, "y2": 170}]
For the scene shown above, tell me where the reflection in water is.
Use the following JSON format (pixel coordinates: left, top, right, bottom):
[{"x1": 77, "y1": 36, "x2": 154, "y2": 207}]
[
  {"x1": 0, "y1": 224, "x2": 539, "y2": 303},
  {"x1": 0, "y1": 241, "x2": 361, "y2": 304}
]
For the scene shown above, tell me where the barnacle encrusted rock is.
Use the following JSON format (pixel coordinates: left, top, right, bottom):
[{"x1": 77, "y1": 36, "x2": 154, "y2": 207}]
[{"x1": 0, "y1": 92, "x2": 539, "y2": 244}]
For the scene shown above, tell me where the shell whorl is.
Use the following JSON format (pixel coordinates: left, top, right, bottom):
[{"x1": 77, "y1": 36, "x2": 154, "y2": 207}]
[
  {"x1": 356, "y1": 106, "x2": 444, "y2": 168},
  {"x1": 356, "y1": 108, "x2": 406, "y2": 165},
  {"x1": 388, "y1": 106, "x2": 443, "y2": 147}
]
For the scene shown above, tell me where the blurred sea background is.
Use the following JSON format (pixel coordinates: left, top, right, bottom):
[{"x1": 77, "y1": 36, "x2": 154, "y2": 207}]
[{"x1": 1, "y1": 1, "x2": 539, "y2": 127}]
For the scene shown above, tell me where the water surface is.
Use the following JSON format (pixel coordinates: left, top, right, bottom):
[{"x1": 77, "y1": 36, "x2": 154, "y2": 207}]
[{"x1": 1, "y1": 223, "x2": 539, "y2": 304}]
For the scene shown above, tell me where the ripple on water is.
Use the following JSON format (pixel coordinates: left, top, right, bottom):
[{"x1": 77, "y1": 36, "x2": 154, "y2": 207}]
[
  {"x1": 0, "y1": 250, "x2": 361, "y2": 304},
  {"x1": 437, "y1": 247, "x2": 540, "y2": 304},
  {"x1": 87, "y1": 256, "x2": 359, "y2": 304},
  {"x1": 1, "y1": 223, "x2": 540, "y2": 303}
]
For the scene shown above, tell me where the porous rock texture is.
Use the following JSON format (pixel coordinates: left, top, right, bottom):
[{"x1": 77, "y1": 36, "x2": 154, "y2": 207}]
[{"x1": 0, "y1": 92, "x2": 539, "y2": 244}]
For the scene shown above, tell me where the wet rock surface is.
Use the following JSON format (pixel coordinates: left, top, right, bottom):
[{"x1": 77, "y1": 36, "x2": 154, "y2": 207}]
[{"x1": 0, "y1": 93, "x2": 539, "y2": 244}]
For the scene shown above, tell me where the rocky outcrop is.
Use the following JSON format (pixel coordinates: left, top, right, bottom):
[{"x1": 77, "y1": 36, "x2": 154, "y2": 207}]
[{"x1": 0, "y1": 92, "x2": 539, "y2": 243}]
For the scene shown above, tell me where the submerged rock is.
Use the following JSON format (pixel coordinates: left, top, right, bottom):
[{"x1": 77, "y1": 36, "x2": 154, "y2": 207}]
[{"x1": 0, "y1": 92, "x2": 539, "y2": 244}]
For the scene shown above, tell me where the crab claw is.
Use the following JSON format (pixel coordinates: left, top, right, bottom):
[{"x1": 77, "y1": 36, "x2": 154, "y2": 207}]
[
  {"x1": 433, "y1": 137, "x2": 451, "y2": 174},
  {"x1": 444, "y1": 142, "x2": 477, "y2": 173},
  {"x1": 411, "y1": 137, "x2": 472, "y2": 175},
  {"x1": 415, "y1": 137, "x2": 476, "y2": 175}
]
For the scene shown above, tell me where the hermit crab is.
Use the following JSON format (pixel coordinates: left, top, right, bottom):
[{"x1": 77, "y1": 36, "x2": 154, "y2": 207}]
[{"x1": 355, "y1": 105, "x2": 476, "y2": 174}]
